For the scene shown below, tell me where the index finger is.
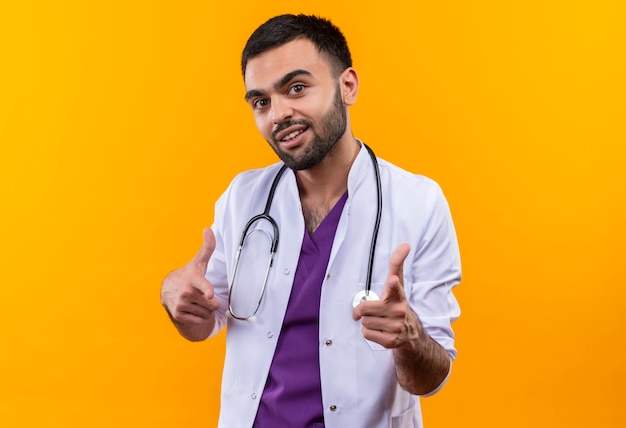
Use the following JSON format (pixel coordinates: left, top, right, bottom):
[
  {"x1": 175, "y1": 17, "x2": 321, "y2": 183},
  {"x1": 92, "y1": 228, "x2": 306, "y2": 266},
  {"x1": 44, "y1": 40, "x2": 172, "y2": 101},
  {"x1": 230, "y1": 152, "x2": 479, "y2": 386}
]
[
  {"x1": 191, "y1": 227, "x2": 216, "y2": 274},
  {"x1": 381, "y1": 244, "x2": 411, "y2": 303},
  {"x1": 388, "y1": 243, "x2": 410, "y2": 279}
]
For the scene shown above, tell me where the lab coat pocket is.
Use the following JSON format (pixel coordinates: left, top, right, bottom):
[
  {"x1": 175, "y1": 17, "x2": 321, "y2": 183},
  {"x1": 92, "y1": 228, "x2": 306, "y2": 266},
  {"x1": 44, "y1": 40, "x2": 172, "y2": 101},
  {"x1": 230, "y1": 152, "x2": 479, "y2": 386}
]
[
  {"x1": 356, "y1": 281, "x2": 387, "y2": 351},
  {"x1": 363, "y1": 336, "x2": 387, "y2": 351},
  {"x1": 390, "y1": 403, "x2": 416, "y2": 428}
]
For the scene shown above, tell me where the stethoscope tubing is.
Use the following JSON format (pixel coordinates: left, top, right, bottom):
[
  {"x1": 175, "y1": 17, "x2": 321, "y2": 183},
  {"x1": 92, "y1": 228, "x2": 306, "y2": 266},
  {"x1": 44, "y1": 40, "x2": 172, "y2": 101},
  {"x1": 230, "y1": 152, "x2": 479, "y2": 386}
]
[
  {"x1": 363, "y1": 144, "x2": 382, "y2": 297},
  {"x1": 228, "y1": 144, "x2": 382, "y2": 320}
]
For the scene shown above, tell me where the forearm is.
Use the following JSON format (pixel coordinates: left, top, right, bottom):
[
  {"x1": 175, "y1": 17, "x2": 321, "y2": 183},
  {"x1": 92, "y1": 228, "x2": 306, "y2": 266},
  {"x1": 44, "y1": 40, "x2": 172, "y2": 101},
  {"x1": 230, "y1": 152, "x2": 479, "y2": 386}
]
[{"x1": 393, "y1": 312, "x2": 451, "y2": 395}]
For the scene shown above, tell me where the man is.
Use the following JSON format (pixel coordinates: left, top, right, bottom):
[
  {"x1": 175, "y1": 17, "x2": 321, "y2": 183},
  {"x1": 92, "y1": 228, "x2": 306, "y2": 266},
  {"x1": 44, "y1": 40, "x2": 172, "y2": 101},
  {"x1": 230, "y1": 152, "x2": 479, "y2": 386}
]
[{"x1": 161, "y1": 14, "x2": 461, "y2": 428}]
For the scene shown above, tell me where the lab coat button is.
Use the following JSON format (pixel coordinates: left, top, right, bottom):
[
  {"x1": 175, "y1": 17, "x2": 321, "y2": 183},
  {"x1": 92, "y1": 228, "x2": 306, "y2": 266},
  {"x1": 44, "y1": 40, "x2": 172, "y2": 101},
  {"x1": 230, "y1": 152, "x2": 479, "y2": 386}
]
[
  {"x1": 325, "y1": 339, "x2": 332, "y2": 346},
  {"x1": 283, "y1": 268, "x2": 290, "y2": 275},
  {"x1": 251, "y1": 393, "x2": 257, "y2": 400},
  {"x1": 330, "y1": 405, "x2": 337, "y2": 412},
  {"x1": 267, "y1": 331, "x2": 274, "y2": 339}
]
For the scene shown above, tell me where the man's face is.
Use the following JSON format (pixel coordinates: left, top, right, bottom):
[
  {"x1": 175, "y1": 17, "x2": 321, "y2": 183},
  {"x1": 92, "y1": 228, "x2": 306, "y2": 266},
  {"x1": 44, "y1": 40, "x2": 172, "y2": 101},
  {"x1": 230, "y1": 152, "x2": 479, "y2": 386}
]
[{"x1": 244, "y1": 38, "x2": 348, "y2": 170}]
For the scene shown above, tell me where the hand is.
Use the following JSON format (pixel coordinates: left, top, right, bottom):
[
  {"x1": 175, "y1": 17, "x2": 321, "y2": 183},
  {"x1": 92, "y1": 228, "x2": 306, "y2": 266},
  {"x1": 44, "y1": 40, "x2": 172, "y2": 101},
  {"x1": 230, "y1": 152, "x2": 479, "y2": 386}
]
[
  {"x1": 161, "y1": 228, "x2": 220, "y2": 341},
  {"x1": 352, "y1": 243, "x2": 421, "y2": 350},
  {"x1": 353, "y1": 244, "x2": 451, "y2": 394}
]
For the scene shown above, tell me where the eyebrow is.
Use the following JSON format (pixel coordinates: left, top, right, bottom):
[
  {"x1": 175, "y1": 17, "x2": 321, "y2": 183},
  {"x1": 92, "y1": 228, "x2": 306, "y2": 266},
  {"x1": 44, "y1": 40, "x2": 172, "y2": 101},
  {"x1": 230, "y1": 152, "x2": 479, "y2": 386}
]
[{"x1": 244, "y1": 69, "x2": 313, "y2": 101}]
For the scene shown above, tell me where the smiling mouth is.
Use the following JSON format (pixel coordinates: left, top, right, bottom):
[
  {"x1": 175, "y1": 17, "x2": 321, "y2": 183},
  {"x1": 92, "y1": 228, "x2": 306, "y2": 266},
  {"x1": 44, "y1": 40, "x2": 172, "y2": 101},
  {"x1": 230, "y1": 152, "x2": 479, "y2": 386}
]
[
  {"x1": 281, "y1": 129, "x2": 305, "y2": 142},
  {"x1": 274, "y1": 122, "x2": 309, "y2": 143}
]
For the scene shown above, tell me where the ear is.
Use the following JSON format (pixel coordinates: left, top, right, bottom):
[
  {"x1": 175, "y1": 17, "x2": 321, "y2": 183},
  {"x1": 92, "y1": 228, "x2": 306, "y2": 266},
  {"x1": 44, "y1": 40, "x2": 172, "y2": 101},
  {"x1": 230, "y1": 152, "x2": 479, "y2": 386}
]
[{"x1": 340, "y1": 67, "x2": 359, "y2": 106}]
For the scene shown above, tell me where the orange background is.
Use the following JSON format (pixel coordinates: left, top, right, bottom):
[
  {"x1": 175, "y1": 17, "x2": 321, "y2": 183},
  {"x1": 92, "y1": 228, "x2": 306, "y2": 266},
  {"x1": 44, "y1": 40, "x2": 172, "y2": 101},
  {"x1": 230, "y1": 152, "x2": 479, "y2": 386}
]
[{"x1": 1, "y1": 1, "x2": 625, "y2": 427}]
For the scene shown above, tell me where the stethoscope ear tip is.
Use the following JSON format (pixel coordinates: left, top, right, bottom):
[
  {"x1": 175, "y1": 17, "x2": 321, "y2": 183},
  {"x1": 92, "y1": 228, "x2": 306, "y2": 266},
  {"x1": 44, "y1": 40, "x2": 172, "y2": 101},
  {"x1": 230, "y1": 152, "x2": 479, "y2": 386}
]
[{"x1": 248, "y1": 315, "x2": 258, "y2": 323}]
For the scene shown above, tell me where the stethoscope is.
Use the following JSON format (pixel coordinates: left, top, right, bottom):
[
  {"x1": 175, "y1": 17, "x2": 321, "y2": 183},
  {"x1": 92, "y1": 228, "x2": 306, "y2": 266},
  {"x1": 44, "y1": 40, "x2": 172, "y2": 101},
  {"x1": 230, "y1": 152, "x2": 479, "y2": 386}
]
[{"x1": 227, "y1": 144, "x2": 382, "y2": 321}]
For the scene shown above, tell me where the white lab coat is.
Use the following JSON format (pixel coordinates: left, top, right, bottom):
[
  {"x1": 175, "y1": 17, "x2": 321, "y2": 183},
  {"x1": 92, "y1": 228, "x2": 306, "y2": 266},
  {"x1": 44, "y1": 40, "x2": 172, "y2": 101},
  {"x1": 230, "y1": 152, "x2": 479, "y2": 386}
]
[{"x1": 206, "y1": 143, "x2": 461, "y2": 428}]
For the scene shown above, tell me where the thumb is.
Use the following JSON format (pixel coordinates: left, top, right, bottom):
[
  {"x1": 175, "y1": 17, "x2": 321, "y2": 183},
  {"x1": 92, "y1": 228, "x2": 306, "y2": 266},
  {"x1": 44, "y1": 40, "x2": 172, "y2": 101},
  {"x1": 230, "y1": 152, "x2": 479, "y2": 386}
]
[
  {"x1": 191, "y1": 227, "x2": 216, "y2": 273},
  {"x1": 381, "y1": 244, "x2": 410, "y2": 302}
]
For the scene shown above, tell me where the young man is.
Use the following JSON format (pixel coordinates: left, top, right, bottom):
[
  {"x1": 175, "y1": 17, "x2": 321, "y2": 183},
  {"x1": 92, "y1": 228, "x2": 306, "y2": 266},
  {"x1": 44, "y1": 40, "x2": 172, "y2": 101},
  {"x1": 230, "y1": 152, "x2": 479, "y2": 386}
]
[{"x1": 161, "y1": 14, "x2": 461, "y2": 428}]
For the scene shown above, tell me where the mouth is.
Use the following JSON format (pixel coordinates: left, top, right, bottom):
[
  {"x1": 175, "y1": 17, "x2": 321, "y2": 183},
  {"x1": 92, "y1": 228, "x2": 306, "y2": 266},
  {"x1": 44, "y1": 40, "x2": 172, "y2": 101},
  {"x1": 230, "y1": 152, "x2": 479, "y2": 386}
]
[
  {"x1": 281, "y1": 129, "x2": 305, "y2": 142},
  {"x1": 273, "y1": 123, "x2": 309, "y2": 144}
]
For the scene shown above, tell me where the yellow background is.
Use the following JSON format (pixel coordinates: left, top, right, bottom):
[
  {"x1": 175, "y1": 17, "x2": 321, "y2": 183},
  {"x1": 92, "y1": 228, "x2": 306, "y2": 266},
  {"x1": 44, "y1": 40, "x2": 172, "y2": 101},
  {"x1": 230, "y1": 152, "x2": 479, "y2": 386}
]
[{"x1": 1, "y1": 1, "x2": 624, "y2": 427}]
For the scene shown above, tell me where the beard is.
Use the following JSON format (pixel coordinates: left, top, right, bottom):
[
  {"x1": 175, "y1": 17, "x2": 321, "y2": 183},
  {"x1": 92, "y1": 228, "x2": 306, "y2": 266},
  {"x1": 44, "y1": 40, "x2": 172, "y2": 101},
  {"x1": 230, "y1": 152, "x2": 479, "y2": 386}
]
[{"x1": 268, "y1": 85, "x2": 347, "y2": 171}]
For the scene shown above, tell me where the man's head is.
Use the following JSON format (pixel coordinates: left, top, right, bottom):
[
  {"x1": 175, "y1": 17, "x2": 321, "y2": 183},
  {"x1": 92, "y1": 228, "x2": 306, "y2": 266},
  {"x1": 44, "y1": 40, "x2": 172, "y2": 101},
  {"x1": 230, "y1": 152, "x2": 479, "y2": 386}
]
[
  {"x1": 241, "y1": 14, "x2": 352, "y2": 79},
  {"x1": 241, "y1": 15, "x2": 359, "y2": 171}
]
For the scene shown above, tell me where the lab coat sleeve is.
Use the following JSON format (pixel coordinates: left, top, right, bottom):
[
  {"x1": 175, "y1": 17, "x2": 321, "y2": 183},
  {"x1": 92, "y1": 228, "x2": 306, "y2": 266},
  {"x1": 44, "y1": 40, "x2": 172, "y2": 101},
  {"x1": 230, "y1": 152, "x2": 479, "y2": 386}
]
[
  {"x1": 204, "y1": 165, "x2": 287, "y2": 338},
  {"x1": 204, "y1": 185, "x2": 232, "y2": 337},
  {"x1": 408, "y1": 179, "x2": 462, "y2": 361},
  {"x1": 204, "y1": 170, "x2": 263, "y2": 337}
]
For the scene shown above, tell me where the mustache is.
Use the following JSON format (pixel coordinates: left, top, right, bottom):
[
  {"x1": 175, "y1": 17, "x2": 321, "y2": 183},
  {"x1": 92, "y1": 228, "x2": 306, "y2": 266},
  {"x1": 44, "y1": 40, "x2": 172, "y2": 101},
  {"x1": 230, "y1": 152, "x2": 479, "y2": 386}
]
[{"x1": 271, "y1": 119, "x2": 312, "y2": 141}]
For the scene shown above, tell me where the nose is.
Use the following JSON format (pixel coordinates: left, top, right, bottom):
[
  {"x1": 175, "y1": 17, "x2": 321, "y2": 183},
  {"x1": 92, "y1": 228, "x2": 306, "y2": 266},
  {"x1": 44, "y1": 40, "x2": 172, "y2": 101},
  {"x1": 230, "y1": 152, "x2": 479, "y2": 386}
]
[{"x1": 270, "y1": 97, "x2": 293, "y2": 125}]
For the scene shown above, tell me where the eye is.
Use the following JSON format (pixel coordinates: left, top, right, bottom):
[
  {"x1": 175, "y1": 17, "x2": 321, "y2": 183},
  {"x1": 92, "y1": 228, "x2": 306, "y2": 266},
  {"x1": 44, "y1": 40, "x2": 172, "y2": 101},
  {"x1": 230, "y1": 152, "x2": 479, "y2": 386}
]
[
  {"x1": 289, "y1": 84, "x2": 306, "y2": 95},
  {"x1": 253, "y1": 98, "x2": 269, "y2": 109}
]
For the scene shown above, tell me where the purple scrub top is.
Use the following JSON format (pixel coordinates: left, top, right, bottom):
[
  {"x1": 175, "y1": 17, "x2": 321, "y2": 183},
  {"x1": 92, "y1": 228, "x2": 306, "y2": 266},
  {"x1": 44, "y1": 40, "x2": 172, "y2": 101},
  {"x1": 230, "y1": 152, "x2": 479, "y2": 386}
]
[{"x1": 253, "y1": 192, "x2": 348, "y2": 428}]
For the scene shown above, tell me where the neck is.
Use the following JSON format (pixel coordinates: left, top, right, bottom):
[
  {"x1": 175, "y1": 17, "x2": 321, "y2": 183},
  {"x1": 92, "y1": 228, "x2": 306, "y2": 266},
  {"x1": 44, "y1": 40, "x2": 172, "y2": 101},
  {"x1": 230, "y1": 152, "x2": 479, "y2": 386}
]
[
  {"x1": 296, "y1": 135, "x2": 360, "y2": 200},
  {"x1": 296, "y1": 135, "x2": 360, "y2": 234}
]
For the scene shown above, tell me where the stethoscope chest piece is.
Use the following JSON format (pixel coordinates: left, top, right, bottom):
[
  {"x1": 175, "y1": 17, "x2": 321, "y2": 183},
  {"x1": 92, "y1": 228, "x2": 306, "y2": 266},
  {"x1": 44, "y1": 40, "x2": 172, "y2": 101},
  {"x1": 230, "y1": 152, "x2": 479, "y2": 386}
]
[{"x1": 352, "y1": 290, "x2": 380, "y2": 308}]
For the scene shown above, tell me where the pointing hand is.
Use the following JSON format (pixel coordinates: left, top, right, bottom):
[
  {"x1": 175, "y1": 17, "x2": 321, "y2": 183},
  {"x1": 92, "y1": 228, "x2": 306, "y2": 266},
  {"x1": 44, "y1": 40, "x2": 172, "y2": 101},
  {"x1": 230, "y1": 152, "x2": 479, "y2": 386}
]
[
  {"x1": 352, "y1": 243, "x2": 420, "y2": 349},
  {"x1": 161, "y1": 228, "x2": 220, "y2": 340}
]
